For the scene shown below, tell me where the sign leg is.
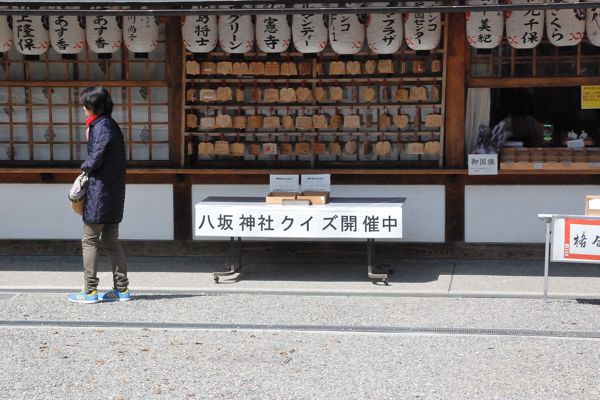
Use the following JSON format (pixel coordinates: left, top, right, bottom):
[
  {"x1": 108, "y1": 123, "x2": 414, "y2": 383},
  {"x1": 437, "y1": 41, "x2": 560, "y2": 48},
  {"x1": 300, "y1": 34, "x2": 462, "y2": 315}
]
[{"x1": 543, "y1": 220, "x2": 551, "y2": 303}]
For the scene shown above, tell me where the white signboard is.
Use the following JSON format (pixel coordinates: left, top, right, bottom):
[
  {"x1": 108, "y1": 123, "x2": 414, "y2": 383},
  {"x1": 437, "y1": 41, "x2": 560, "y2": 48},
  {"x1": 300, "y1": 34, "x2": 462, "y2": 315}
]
[
  {"x1": 468, "y1": 154, "x2": 498, "y2": 175},
  {"x1": 301, "y1": 174, "x2": 330, "y2": 192},
  {"x1": 551, "y1": 216, "x2": 600, "y2": 263},
  {"x1": 270, "y1": 174, "x2": 299, "y2": 193},
  {"x1": 195, "y1": 197, "x2": 404, "y2": 239}
]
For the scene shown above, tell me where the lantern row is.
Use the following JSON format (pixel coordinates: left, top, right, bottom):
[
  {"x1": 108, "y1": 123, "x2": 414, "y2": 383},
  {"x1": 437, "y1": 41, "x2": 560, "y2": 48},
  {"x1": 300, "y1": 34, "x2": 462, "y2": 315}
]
[{"x1": 468, "y1": 0, "x2": 600, "y2": 49}]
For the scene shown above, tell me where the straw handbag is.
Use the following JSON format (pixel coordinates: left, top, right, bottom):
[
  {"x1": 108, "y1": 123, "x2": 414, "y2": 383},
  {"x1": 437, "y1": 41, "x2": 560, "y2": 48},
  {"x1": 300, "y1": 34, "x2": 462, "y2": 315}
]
[{"x1": 69, "y1": 172, "x2": 88, "y2": 216}]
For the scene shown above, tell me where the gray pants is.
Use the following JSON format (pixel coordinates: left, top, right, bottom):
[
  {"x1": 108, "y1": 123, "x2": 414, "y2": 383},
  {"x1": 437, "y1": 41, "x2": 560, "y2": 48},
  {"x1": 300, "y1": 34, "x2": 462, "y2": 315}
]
[{"x1": 82, "y1": 222, "x2": 128, "y2": 293}]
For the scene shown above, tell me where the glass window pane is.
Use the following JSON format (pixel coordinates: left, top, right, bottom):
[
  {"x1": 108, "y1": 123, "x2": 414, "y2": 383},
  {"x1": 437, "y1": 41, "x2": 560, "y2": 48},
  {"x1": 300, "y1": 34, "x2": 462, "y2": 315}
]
[
  {"x1": 12, "y1": 107, "x2": 28, "y2": 123},
  {"x1": 33, "y1": 144, "x2": 50, "y2": 160},
  {"x1": 32, "y1": 107, "x2": 50, "y2": 123},
  {"x1": 52, "y1": 107, "x2": 70, "y2": 123},
  {"x1": 152, "y1": 143, "x2": 168, "y2": 160},
  {"x1": 132, "y1": 143, "x2": 149, "y2": 160},
  {"x1": 13, "y1": 144, "x2": 30, "y2": 160},
  {"x1": 53, "y1": 144, "x2": 72, "y2": 160},
  {"x1": 131, "y1": 106, "x2": 148, "y2": 123},
  {"x1": 151, "y1": 86, "x2": 167, "y2": 103},
  {"x1": 150, "y1": 106, "x2": 168, "y2": 123},
  {"x1": 53, "y1": 127, "x2": 71, "y2": 143},
  {"x1": 13, "y1": 125, "x2": 29, "y2": 142}
]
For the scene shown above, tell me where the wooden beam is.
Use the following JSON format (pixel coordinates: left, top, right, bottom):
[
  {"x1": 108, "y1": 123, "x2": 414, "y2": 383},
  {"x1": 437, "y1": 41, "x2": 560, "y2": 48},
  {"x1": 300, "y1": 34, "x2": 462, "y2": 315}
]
[
  {"x1": 468, "y1": 76, "x2": 600, "y2": 88},
  {"x1": 165, "y1": 16, "x2": 184, "y2": 169},
  {"x1": 444, "y1": 12, "x2": 467, "y2": 168}
]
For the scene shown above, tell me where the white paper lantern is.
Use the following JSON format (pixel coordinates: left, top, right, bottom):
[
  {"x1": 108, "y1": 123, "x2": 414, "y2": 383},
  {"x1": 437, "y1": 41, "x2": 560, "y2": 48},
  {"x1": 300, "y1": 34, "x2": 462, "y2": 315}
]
[
  {"x1": 49, "y1": 7, "x2": 85, "y2": 55},
  {"x1": 586, "y1": 0, "x2": 600, "y2": 46},
  {"x1": 219, "y1": 5, "x2": 254, "y2": 53},
  {"x1": 329, "y1": 3, "x2": 366, "y2": 54},
  {"x1": 181, "y1": 6, "x2": 218, "y2": 53},
  {"x1": 546, "y1": 1, "x2": 585, "y2": 46},
  {"x1": 404, "y1": 1, "x2": 442, "y2": 50},
  {"x1": 292, "y1": 3, "x2": 328, "y2": 53},
  {"x1": 366, "y1": 2, "x2": 403, "y2": 54},
  {"x1": 12, "y1": 8, "x2": 50, "y2": 55},
  {"x1": 86, "y1": 8, "x2": 122, "y2": 54},
  {"x1": 466, "y1": 0, "x2": 504, "y2": 49},
  {"x1": 123, "y1": 15, "x2": 159, "y2": 53},
  {"x1": 255, "y1": 4, "x2": 291, "y2": 53},
  {"x1": 0, "y1": 10, "x2": 13, "y2": 53},
  {"x1": 505, "y1": 0, "x2": 545, "y2": 48}
]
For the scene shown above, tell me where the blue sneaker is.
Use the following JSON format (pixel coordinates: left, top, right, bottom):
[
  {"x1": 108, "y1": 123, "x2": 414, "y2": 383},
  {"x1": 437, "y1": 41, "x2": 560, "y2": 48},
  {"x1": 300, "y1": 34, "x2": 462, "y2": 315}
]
[
  {"x1": 69, "y1": 290, "x2": 98, "y2": 304},
  {"x1": 99, "y1": 288, "x2": 131, "y2": 302}
]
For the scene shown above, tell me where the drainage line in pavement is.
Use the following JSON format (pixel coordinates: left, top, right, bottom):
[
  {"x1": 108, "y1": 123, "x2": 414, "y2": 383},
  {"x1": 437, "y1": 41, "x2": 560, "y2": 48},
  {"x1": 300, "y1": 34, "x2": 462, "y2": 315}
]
[{"x1": 0, "y1": 320, "x2": 598, "y2": 339}]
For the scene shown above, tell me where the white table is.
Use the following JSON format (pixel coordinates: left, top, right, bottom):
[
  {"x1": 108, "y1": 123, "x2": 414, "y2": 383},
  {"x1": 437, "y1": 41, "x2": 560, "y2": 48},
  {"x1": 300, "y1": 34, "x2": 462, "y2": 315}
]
[{"x1": 195, "y1": 196, "x2": 405, "y2": 284}]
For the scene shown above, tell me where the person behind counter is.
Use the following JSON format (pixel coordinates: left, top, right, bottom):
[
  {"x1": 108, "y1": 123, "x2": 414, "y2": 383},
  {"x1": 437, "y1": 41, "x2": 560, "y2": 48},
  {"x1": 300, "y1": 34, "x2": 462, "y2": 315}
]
[{"x1": 502, "y1": 111, "x2": 544, "y2": 148}]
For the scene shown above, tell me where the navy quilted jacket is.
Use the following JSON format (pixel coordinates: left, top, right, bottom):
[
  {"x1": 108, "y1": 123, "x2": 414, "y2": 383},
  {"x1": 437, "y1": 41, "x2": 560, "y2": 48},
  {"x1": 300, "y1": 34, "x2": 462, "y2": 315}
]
[{"x1": 81, "y1": 116, "x2": 126, "y2": 224}]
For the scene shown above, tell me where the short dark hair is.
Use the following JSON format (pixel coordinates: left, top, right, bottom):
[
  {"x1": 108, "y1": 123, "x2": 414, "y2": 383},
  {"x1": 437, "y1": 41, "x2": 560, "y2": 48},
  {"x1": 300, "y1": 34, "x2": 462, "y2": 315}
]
[{"x1": 80, "y1": 85, "x2": 114, "y2": 116}]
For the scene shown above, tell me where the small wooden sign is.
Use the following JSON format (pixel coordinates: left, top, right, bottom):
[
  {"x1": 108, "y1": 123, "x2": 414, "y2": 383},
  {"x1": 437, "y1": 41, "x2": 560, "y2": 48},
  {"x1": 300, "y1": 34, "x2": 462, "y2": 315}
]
[
  {"x1": 251, "y1": 88, "x2": 262, "y2": 102},
  {"x1": 424, "y1": 141, "x2": 441, "y2": 155},
  {"x1": 312, "y1": 114, "x2": 328, "y2": 129},
  {"x1": 413, "y1": 59, "x2": 426, "y2": 74},
  {"x1": 264, "y1": 88, "x2": 280, "y2": 102},
  {"x1": 199, "y1": 89, "x2": 216, "y2": 102},
  {"x1": 330, "y1": 114, "x2": 343, "y2": 129},
  {"x1": 295, "y1": 116, "x2": 313, "y2": 130},
  {"x1": 296, "y1": 87, "x2": 311, "y2": 101},
  {"x1": 375, "y1": 141, "x2": 392, "y2": 156},
  {"x1": 216, "y1": 114, "x2": 232, "y2": 128},
  {"x1": 410, "y1": 86, "x2": 427, "y2": 101},
  {"x1": 313, "y1": 87, "x2": 327, "y2": 102},
  {"x1": 198, "y1": 141, "x2": 214, "y2": 155},
  {"x1": 231, "y1": 142, "x2": 246, "y2": 156},
  {"x1": 216, "y1": 87, "x2": 232, "y2": 101},
  {"x1": 395, "y1": 88, "x2": 409, "y2": 101},
  {"x1": 363, "y1": 87, "x2": 375, "y2": 102},
  {"x1": 249, "y1": 62, "x2": 265, "y2": 75},
  {"x1": 299, "y1": 59, "x2": 311, "y2": 75},
  {"x1": 265, "y1": 61, "x2": 280, "y2": 76},
  {"x1": 295, "y1": 142, "x2": 310, "y2": 155},
  {"x1": 330, "y1": 86, "x2": 344, "y2": 101},
  {"x1": 347, "y1": 61, "x2": 361, "y2": 75},
  {"x1": 186, "y1": 88, "x2": 198, "y2": 103},
  {"x1": 280, "y1": 88, "x2": 297, "y2": 102},
  {"x1": 425, "y1": 113, "x2": 443, "y2": 127},
  {"x1": 312, "y1": 142, "x2": 326, "y2": 155},
  {"x1": 344, "y1": 115, "x2": 361, "y2": 129},
  {"x1": 248, "y1": 143, "x2": 261, "y2": 156},
  {"x1": 214, "y1": 140, "x2": 231, "y2": 155},
  {"x1": 378, "y1": 114, "x2": 391, "y2": 129},
  {"x1": 248, "y1": 115, "x2": 264, "y2": 129},
  {"x1": 408, "y1": 142, "x2": 424, "y2": 154},
  {"x1": 394, "y1": 114, "x2": 409, "y2": 129},
  {"x1": 201, "y1": 61, "x2": 216, "y2": 75},
  {"x1": 186, "y1": 60, "x2": 200, "y2": 75},
  {"x1": 235, "y1": 88, "x2": 245, "y2": 102},
  {"x1": 378, "y1": 59, "x2": 393, "y2": 74},
  {"x1": 364, "y1": 59, "x2": 376, "y2": 74},
  {"x1": 186, "y1": 113, "x2": 198, "y2": 128},
  {"x1": 280, "y1": 142, "x2": 293, "y2": 155},
  {"x1": 363, "y1": 141, "x2": 373, "y2": 155},
  {"x1": 233, "y1": 62, "x2": 249, "y2": 76},
  {"x1": 217, "y1": 61, "x2": 233, "y2": 75},
  {"x1": 233, "y1": 115, "x2": 246, "y2": 129},
  {"x1": 431, "y1": 59, "x2": 442, "y2": 73},
  {"x1": 282, "y1": 115, "x2": 294, "y2": 129},
  {"x1": 199, "y1": 117, "x2": 216, "y2": 129},
  {"x1": 344, "y1": 140, "x2": 357, "y2": 155},
  {"x1": 431, "y1": 85, "x2": 440, "y2": 101},
  {"x1": 329, "y1": 60, "x2": 345, "y2": 75},
  {"x1": 281, "y1": 61, "x2": 297, "y2": 76},
  {"x1": 263, "y1": 116, "x2": 280, "y2": 129},
  {"x1": 263, "y1": 142, "x2": 278, "y2": 155},
  {"x1": 329, "y1": 142, "x2": 342, "y2": 156}
]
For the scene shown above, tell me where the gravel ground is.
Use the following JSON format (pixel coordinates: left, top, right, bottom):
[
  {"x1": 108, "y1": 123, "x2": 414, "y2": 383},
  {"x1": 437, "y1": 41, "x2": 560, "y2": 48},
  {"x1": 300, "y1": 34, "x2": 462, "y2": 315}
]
[{"x1": 1, "y1": 294, "x2": 599, "y2": 399}]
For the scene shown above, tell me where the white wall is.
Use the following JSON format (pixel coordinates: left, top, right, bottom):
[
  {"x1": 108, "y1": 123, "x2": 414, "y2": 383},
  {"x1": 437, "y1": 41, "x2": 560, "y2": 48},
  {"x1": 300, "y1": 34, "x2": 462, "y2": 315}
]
[
  {"x1": 0, "y1": 184, "x2": 174, "y2": 240},
  {"x1": 465, "y1": 185, "x2": 600, "y2": 243},
  {"x1": 192, "y1": 184, "x2": 445, "y2": 242}
]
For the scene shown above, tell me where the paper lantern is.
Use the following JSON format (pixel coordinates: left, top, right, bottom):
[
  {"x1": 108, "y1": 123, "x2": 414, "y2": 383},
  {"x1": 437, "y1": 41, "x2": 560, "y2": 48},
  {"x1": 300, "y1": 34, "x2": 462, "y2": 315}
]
[
  {"x1": 586, "y1": 0, "x2": 600, "y2": 46},
  {"x1": 546, "y1": 1, "x2": 585, "y2": 46},
  {"x1": 0, "y1": 10, "x2": 13, "y2": 53},
  {"x1": 366, "y1": 2, "x2": 403, "y2": 54},
  {"x1": 219, "y1": 5, "x2": 254, "y2": 53},
  {"x1": 292, "y1": 3, "x2": 328, "y2": 53},
  {"x1": 49, "y1": 7, "x2": 85, "y2": 55},
  {"x1": 181, "y1": 6, "x2": 218, "y2": 53},
  {"x1": 86, "y1": 8, "x2": 122, "y2": 54},
  {"x1": 123, "y1": 15, "x2": 159, "y2": 53},
  {"x1": 329, "y1": 3, "x2": 366, "y2": 54},
  {"x1": 255, "y1": 4, "x2": 291, "y2": 53},
  {"x1": 505, "y1": 0, "x2": 545, "y2": 49},
  {"x1": 12, "y1": 8, "x2": 50, "y2": 55},
  {"x1": 404, "y1": 1, "x2": 442, "y2": 50},
  {"x1": 466, "y1": 0, "x2": 504, "y2": 49}
]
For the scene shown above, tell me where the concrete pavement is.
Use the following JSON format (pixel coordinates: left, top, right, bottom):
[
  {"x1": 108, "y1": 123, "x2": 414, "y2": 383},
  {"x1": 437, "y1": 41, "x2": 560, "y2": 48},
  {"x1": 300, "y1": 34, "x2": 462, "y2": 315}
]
[{"x1": 0, "y1": 255, "x2": 598, "y2": 299}]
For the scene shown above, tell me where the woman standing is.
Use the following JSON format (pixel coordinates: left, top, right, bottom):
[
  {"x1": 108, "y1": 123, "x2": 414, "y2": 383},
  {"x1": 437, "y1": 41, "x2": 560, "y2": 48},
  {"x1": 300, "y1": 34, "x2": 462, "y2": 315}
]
[{"x1": 69, "y1": 85, "x2": 130, "y2": 303}]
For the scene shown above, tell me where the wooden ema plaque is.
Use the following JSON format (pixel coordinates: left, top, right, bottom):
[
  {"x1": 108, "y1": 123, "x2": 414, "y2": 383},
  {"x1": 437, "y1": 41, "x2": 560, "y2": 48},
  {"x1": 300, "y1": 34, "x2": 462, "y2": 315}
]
[
  {"x1": 214, "y1": 140, "x2": 231, "y2": 155},
  {"x1": 231, "y1": 142, "x2": 246, "y2": 156},
  {"x1": 424, "y1": 141, "x2": 441, "y2": 155},
  {"x1": 375, "y1": 140, "x2": 392, "y2": 156},
  {"x1": 186, "y1": 61, "x2": 200, "y2": 75},
  {"x1": 263, "y1": 116, "x2": 280, "y2": 129},
  {"x1": 216, "y1": 87, "x2": 232, "y2": 101},
  {"x1": 217, "y1": 61, "x2": 233, "y2": 75},
  {"x1": 198, "y1": 141, "x2": 214, "y2": 155},
  {"x1": 295, "y1": 142, "x2": 310, "y2": 155}
]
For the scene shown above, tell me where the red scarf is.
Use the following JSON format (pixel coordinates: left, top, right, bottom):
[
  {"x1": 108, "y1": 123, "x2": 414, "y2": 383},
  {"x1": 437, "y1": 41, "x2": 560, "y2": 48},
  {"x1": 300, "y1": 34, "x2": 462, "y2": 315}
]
[
  {"x1": 85, "y1": 115, "x2": 98, "y2": 140},
  {"x1": 85, "y1": 115, "x2": 98, "y2": 127}
]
